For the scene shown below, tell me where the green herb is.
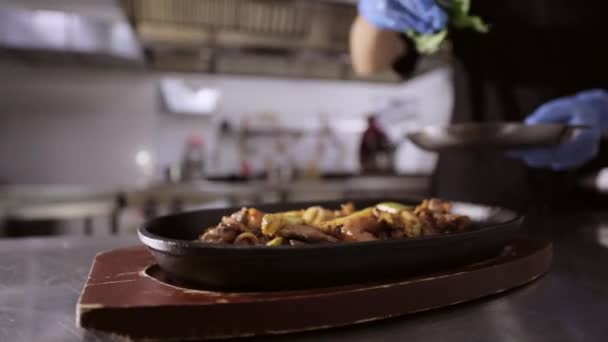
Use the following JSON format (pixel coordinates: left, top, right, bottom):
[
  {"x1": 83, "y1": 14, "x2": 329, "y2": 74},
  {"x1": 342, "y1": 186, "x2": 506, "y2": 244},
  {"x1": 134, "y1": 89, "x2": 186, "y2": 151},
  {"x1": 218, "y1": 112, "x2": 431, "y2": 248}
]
[
  {"x1": 447, "y1": 0, "x2": 489, "y2": 32},
  {"x1": 405, "y1": 29, "x2": 448, "y2": 54},
  {"x1": 406, "y1": 0, "x2": 488, "y2": 54}
]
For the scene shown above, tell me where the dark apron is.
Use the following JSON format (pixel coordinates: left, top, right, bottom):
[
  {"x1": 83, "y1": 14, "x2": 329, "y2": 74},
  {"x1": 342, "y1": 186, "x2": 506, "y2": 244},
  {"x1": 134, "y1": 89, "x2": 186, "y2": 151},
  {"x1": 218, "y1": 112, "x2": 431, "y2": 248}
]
[{"x1": 434, "y1": 0, "x2": 608, "y2": 211}]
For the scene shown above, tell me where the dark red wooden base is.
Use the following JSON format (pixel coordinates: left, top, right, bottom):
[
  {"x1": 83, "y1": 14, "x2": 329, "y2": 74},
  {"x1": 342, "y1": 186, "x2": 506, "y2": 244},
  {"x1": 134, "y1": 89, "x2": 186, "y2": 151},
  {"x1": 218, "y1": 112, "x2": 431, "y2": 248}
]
[{"x1": 77, "y1": 239, "x2": 552, "y2": 340}]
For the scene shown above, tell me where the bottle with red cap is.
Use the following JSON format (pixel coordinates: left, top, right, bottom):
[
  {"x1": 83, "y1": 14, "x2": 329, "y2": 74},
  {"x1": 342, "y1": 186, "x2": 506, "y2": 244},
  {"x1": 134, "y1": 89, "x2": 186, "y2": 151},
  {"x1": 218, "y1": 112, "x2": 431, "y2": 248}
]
[{"x1": 181, "y1": 133, "x2": 205, "y2": 182}]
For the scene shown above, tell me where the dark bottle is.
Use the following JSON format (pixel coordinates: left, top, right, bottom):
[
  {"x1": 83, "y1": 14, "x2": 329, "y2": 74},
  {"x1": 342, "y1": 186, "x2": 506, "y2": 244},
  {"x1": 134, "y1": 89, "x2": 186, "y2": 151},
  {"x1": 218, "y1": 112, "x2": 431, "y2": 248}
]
[{"x1": 359, "y1": 115, "x2": 394, "y2": 174}]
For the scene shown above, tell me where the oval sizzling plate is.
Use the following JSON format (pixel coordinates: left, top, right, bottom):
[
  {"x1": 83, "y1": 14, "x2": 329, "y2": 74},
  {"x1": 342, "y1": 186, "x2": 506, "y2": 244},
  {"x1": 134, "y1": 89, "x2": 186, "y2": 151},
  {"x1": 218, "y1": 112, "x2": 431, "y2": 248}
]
[{"x1": 139, "y1": 199, "x2": 523, "y2": 291}]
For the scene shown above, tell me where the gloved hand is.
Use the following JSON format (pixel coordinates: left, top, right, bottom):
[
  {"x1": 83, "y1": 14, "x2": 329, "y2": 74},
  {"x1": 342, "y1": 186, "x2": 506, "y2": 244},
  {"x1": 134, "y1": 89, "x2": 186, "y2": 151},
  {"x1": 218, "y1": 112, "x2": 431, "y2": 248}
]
[
  {"x1": 511, "y1": 89, "x2": 608, "y2": 171},
  {"x1": 358, "y1": 0, "x2": 448, "y2": 34}
]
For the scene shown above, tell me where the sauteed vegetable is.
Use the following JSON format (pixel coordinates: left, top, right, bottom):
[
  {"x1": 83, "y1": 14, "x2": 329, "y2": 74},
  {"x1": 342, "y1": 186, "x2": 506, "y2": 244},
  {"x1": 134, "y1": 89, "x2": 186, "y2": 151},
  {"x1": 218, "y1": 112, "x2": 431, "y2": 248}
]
[{"x1": 199, "y1": 199, "x2": 471, "y2": 246}]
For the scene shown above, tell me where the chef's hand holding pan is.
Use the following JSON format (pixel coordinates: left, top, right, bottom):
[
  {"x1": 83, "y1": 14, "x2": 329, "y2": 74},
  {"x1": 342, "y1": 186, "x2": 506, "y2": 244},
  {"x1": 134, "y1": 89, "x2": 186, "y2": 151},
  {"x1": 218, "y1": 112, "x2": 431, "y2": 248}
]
[
  {"x1": 358, "y1": 0, "x2": 447, "y2": 33},
  {"x1": 510, "y1": 89, "x2": 608, "y2": 171}
]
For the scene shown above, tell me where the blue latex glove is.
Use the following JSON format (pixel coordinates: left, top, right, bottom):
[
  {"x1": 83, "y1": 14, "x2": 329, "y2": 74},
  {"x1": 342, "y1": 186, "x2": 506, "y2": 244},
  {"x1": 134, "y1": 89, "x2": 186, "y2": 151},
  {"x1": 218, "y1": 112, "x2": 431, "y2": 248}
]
[
  {"x1": 358, "y1": 0, "x2": 448, "y2": 34},
  {"x1": 511, "y1": 89, "x2": 608, "y2": 171}
]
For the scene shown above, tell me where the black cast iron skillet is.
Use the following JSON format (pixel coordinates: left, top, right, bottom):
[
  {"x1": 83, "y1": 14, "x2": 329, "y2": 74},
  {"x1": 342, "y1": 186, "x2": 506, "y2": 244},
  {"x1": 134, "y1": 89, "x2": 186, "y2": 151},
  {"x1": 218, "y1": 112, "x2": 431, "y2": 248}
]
[{"x1": 139, "y1": 198, "x2": 523, "y2": 291}]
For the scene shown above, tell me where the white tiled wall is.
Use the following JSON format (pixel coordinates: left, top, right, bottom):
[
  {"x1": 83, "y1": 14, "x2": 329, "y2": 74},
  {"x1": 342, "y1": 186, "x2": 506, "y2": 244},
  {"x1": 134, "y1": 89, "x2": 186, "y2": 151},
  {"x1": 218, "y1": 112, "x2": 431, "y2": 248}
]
[
  {"x1": 0, "y1": 63, "x2": 453, "y2": 188},
  {"x1": 0, "y1": 63, "x2": 157, "y2": 187}
]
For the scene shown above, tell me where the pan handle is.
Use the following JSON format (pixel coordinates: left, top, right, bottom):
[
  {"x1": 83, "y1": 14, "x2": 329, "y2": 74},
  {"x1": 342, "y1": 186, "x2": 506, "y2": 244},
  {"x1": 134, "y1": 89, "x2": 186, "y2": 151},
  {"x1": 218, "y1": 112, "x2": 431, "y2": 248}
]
[{"x1": 560, "y1": 125, "x2": 592, "y2": 143}]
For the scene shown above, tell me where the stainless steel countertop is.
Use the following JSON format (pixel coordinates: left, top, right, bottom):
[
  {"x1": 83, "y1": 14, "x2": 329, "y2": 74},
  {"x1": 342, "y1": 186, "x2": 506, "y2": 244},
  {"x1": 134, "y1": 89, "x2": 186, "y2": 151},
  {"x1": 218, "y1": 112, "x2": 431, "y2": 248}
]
[
  {"x1": 0, "y1": 185, "x2": 117, "y2": 222},
  {"x1": 1, "y1": 210, "x2": 608, "y2": 341}
]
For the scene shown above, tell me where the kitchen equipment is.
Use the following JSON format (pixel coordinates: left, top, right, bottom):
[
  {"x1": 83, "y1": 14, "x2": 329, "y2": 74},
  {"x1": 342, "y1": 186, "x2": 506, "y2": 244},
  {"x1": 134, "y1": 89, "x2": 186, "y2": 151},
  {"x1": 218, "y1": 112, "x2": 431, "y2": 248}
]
[
  {"x1": 138, "y1": 198, "x2": 523, "y2": 291},
  {"x1": 0, "y1": 5, "x2": 142, "y2": 67},
  {"x1": 0, "y1": 185, "x2": 118, "y2": 237},
  {"x1": 77, "y1": 239, "x2": 552, "y2": 340},
  {"x1": 407, "y1": 123, "x2": 587, "y2": 152}
]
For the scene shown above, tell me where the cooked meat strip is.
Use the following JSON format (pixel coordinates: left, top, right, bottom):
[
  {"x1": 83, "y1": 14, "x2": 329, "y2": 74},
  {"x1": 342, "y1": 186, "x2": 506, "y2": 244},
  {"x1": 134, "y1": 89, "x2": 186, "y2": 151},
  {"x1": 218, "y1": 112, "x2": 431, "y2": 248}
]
[
  {"x1": 376, "y1": 230, "x2": 391, "y2": 240},
  {"x1": 200, "y1": 216, "x2": 248, "y2": 243},
  {"x1": 277, "y1": 225, "x2": 338, "y2": 243},
  {"x1": 199, "y1": 227, "x2": 222, "y2": 243},
  {"x1": 415, "y1": 198, "x2": 471, "y2": 234},
  {"x1": 435, "y1": 213, "x2": 471, "y2": 233},
  {"x1": 420, "y1": 221, "x2": 439, "y2": 236},
  {"x1": 388, "y1": 228, "x2": 404, "y2": 239},
  {"x1": 415, "y1": 198, "x2": 452, "y2": 213},
  {"x1": 230, "y1": 207, "x2": 249, "y2": 224},
  {"x1": 200, "y1": 226, "x2": 238, "y2": 243},
  {"x1": 341, "y1": 215, "x2": 384, "y2": 242}
]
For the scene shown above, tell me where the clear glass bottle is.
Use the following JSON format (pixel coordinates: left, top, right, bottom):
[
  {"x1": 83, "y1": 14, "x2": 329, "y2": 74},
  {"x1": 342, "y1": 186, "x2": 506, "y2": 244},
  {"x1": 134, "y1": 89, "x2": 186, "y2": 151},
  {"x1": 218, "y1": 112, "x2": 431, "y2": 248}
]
[{"x1": 180, "y1": 133, "x2": 205, "y2": 182}]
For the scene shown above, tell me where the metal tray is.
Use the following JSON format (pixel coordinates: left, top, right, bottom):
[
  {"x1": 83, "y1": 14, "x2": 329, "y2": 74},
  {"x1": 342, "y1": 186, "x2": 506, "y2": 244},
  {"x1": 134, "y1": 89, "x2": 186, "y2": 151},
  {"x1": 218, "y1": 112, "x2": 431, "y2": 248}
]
[
  {"x1": 407, "y1": 123, "x2": 585, "y2": 152},
  {"x1": 138, "y1": 198, "x2": 523, "y2": 291}
]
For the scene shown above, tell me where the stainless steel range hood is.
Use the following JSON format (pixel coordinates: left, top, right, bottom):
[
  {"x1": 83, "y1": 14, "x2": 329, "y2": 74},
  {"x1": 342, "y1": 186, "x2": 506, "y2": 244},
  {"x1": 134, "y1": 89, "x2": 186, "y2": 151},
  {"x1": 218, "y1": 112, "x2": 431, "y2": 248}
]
[
  {"x1": 120, "y1": 0, "x2": 398, "y2": 81},
  {"x1": 0, "y1": 0, "x2": 143, "y2": 66},
  {"x1": 119, "y1": 0, "x2": 448, "y2": 81},
  {"x1": 0, "y1": 0, "x2": 448, "y2": 79}
]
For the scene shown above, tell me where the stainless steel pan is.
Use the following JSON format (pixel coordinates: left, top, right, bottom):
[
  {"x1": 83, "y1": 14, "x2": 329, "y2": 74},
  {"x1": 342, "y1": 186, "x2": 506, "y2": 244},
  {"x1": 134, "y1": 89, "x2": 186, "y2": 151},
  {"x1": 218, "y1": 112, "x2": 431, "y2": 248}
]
[{"x1": 407, "y1": 123, "x2": 587, "y2": 152}]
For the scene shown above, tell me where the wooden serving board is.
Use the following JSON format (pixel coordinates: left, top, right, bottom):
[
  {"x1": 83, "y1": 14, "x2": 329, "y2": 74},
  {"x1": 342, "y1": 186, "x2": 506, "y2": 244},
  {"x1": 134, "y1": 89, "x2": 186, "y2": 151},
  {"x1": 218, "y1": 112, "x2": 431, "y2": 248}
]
[{"x1": 77, "y1": 239, "x2": 552, "y2": 340}]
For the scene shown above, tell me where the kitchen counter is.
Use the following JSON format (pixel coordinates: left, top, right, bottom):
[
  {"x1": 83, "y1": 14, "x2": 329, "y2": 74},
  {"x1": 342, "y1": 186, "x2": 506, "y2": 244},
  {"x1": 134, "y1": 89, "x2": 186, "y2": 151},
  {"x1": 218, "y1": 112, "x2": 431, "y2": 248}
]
[
  {"x1": 2, "y1": 175, "x2": 430, "y2": 216},
  {"x1": 124, "y1": 175, "x2": 432, "y2": 206},
  {"x1": 2, "y1": 210, "x2": 608, "y2": 341},
  {"x1": 1, "y1": 176, "x2": 430, "y2": 236}
]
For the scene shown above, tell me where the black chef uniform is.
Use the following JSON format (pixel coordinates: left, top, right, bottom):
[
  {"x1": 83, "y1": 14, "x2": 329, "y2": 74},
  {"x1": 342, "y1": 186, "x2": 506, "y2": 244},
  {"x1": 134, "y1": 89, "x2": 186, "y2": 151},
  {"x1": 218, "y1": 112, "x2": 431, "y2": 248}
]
[{"x1": 393, "y1": 0, "x2": 608, "y2": 212}]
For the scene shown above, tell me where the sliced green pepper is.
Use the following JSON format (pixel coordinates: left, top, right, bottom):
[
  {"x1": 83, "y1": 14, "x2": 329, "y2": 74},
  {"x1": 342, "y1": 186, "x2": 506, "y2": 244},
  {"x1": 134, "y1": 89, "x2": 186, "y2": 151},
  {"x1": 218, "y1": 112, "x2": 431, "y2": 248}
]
[
  {"x1": 261, "y1": 214, "x2": 304, "y2": 236},
  {"x1": 319, "y1": 207, "x2": 374, "y2": 231},
  {"x1": 266, "y1": 237, "x2": 284, "y2": 246}
]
